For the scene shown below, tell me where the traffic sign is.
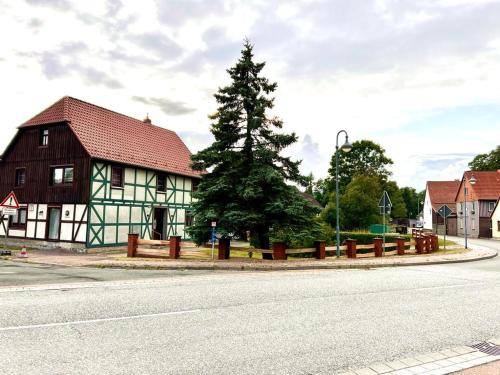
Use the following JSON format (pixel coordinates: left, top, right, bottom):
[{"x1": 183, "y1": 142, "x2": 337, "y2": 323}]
[
  {"x1": 378, "y1": 191, "x2": 392, "y2": 214},
  {"x1": 0, "y1": 191, "x2": 20, "y2": 209},
  {"x1": 437, "y1": 204, "x2": 453, "y2": 218},
  {"x1": 1, "y1": 208, "x2": 17, "y2": 216},
  {"x1": 211, "y1": 221, "x2": 217, "y2": 227}
]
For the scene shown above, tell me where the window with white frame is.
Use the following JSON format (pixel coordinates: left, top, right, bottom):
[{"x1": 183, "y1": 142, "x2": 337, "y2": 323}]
[{"x1": 489, "y1": 202, "x2": 496, "y2": 212}]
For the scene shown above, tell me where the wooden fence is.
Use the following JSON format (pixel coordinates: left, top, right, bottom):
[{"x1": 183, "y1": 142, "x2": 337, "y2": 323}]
[{"x1": 127, "y1": 233, "x2": 439, "y2": 261}]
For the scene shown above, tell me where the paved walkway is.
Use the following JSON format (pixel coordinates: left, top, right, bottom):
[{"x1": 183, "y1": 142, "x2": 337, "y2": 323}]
[{"x1": 340, "y1": 339, "x2": 500, "y2": 375}]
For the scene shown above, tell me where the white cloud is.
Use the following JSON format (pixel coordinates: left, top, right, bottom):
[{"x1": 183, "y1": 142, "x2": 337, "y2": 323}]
[{"x1": 1, "y1": 0, "x2": 499, "y2": 190}]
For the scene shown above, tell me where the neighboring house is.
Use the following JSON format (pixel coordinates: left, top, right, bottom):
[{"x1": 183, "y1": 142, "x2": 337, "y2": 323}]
[
  {"x1": 492, "y1": 199, "x2": 500, "y2": 240},
  {"x1": 0, "y1": 96, "x2": 201, "y2": 248},
  {"x1": 455, "y1": 170, "x2": 500, "y2": 238},
  {"x1": 423, "y1": 181, "x2": 460, "y2": 235}
]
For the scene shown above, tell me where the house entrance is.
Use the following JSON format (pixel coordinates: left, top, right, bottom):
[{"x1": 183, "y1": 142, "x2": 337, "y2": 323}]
[
  {"x1": 153, "y1": 208, "x2": 166, "y2": 240},
  {"x1": 47, "y1": 207, "x2": 61, "y2": 240}
]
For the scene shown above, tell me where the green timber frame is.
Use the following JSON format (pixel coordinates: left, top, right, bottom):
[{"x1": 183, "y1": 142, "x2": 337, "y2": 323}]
[{"x1": 87, "y1": 161, "x2": 194, "y2": 247}]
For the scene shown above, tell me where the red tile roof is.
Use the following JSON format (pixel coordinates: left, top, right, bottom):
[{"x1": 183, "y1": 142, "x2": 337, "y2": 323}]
[
  {"x1": 456, "y1": 170, "x2": 500, "y2": 201},
  {"x1": 426, "y1": 180, "x2": 461, "y2": 212},
  {"x1": 20, "y1": 96, "x2": 201, "y2": 178}
]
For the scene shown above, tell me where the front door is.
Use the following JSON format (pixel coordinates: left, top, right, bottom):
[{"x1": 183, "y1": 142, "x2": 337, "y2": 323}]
[
  {"x1": 153, "y1": 208, "x2": 165, "y2": 240},
  {"x1": 47, "y1": 207, "x2": 61, "y2": 240}
]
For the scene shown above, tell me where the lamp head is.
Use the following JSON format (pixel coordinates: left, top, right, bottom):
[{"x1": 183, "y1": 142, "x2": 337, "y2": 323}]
[
  {"x1": 469, "y1": 175, "x2": 477, "y2": 185},
  {"x1": 341, "y1": 138, "x2": 352, "y2": 153}
]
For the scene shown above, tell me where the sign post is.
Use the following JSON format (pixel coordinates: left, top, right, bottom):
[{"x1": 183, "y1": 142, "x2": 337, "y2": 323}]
[
  {"x1": 0, "y1": 191, "x2": 21, "y2": 256},
  {"x1": 437, "y1": 204, "x2": 453, "y2": 251},
  {"x1": 211, "y1": 221, "x2": 217, "y2": 260},
  {"x1": 378, "y1": 191, "x2": 392, "y2": 255}
]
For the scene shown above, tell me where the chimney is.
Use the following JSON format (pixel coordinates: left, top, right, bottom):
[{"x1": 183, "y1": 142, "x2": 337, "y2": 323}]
[{"x1": 143, "y1": 114, "x2": 151, "y2": 124}]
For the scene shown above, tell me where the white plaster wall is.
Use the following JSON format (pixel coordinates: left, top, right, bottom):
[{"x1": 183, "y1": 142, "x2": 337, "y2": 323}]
[
  {"x1": 26, "y1": 221, "x2": 36, "y2": 238},
  {"x1": 74, "y1": 223, "x2": 87, "y2": 243},
  {"x1": 135, "y1": 186, "x2": 145, "y2": 201},
  {"x1": 91, "y1": 205, "x2": 104, "y2": 224},
  {"x1": 177, "y1": 209, "x2": 185, "y2": 223},
  {"x1": 37, "y1": 205, "x2": 47, "y2": 220},
  {"x1": 36, "y1": 222, "x2": 46, "y2": 239},
  {"x1": 75, "y1": 205, "x2": 86, "y2": 221},
  {"x1": 131, "y1": 207, "x2": 141, "y2": 223},
  {"x1": 117, "y1": 226, "x2": 129, "y2": 243},
  {"x1": 9, "y1": 229, "x2": 25, "y2": 237},
  {"x1": 111, "y1": 189, "x2": 122, "y2": 200},
  {"x1": 124, "y1": 168, "x2": 135, "y2": 184},
  {"x1": 184, "y1": 191, "x2": 191, "y2": 204},
  {"x1": 104, "y1": 226, "x2": 117, "y2": 244},
  {"x1": 60, "y1": 223, "x2": 73, "y2": 241},
  {"x1": 136, "y1": 169, "x2": 146, "y2": 185},
  {"x1": 175, "y1": 191, "x2": 183, "y2": 204},
  {"x1": 92, "y1": 181, "x2": 105, "y2": 199},
  {"x1": 492, "y1": 205, "x2": 500, "y2": 239},
  {"x1": 0, "y1": 217, "x2": 8, "y2": 236},
  {"x1": 119, "y1": 206, "x2": 130, "y2": 223},
  {"x1": 184, "y1": 179, "x2": 192, "y2": 191},
  {"x1": 62, "y1": 204, "x2": 74, "y2": 221},
  {"x1": 27, "y1": 204, "x2": 37, "y2": 220},
  {"x1": 105, "y1": 205, "x2": 118, "y2": 223},
  {"x1": 124, "y1": 185, "x2": 134, "y2": 200}
]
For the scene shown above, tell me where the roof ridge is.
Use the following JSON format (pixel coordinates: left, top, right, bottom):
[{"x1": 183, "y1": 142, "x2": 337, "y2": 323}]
[{"x1": 64, "y1": 96, "x2": 176, "y2": 134}]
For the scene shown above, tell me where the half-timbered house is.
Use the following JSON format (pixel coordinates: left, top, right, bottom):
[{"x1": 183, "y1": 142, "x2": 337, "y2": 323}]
[{"x1": 0, "y1": 96, "x2": 201, "y2": 248}]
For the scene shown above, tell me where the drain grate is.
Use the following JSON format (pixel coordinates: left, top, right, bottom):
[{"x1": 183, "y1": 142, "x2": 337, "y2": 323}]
[{"x1": 470, "y1": 342, "x2": 500, "y2": 356}]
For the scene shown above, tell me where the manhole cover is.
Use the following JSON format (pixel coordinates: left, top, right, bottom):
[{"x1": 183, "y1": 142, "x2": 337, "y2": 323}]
[{"x1": 470, "y1": 342, "x2": 500, "y2": 356}]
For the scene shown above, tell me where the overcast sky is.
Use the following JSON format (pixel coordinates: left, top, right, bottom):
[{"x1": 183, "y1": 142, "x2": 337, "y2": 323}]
[{"x1": 1, "y1": 0, "x2": 500, "y2": 190}]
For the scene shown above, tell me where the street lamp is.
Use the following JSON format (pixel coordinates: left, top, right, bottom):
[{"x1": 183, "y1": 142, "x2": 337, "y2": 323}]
[
  {"x1": 335, "y1": 130, "x2": 352, "y2": 257},
  {"x1": 463, "y1": 174, "x2": 476, "y2": 249}
]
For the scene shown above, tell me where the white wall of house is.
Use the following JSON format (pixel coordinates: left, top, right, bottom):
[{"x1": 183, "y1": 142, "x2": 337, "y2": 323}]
[{"x1": 492, "y1": 203, "x2": 500, "y2": 239}]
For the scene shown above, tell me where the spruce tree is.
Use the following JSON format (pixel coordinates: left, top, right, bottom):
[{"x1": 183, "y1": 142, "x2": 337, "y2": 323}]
[{"x1": 189, "y1": 41, "x2": 318, "y2": 250}]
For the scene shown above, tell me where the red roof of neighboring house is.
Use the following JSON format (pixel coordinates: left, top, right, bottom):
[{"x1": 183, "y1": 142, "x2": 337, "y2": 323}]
[
  {"x1": 455, "y1": 170, "x2": 500, "y2": 201},
  {"x1": 427, "y1": 181, "x2": 461, "y2": 212},
  {"x1": 20, "y1": 96, "x2": 201, "y2": 178}
]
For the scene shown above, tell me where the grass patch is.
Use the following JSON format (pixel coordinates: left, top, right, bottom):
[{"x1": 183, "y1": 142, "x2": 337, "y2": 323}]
[{"x1": 438, "y1": 238, "x2": 456, "y2": 246}]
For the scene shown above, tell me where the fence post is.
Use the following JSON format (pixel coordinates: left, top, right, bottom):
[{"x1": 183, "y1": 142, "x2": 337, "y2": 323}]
[
  {"x1": 416, "y1": 236, "x2": 424, "y2": 254},
  {"x1": 434, "y1": 234, "x2": 439, "y2": 251},
  {"x1": 127, "y1": 233, "x2": 138, "y2": 257},
  {"x1": 314, "y1": 240, "x2": 326, "y2": 260},
  {"x1": 373, "y1": 238, "x2": 383, "y2": 257},
  {"x1": 346, "y1": 239, "x2": 357, "y2": 258},
  {"x1": 218, "y1": 238, "x2": 230, "y2": 260},
  {"x1": 272, "y1": 242, "x2": 287, "y2": 260},
  {"x1": 425, "y1": 235, "x2": 432, "y2": 253},
  {"x1": 169, "y1": 236, "x2": 182, "y2": 259},
  {"x1": 396, "y1": 237, "x2": 405, "y2": 256}
]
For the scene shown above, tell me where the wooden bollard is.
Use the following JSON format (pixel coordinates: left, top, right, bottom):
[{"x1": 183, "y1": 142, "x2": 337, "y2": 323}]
[
  {"x1": 416, "y1": 236, "x2": 424, "y2": 254},
  {"x1": 434, "y1": 235, "x2": 439, "y2": 251},
  {"x1": 314, "y1": 240, "x2": 326, "y2": 260},
  {"x1": 373, "y1": 238, "x2": 383, "y2": 257},
  {"x1": 272, "y1": 242, "x2": 287, "y2": 260},
  {"x1": 127, "y1": 233, "x2": 138, "y2": 257},
  {"x1": 396, "y1": 237, "x2": 405, "y2": 255},
  {"x1": 346, "y1": 239, "x2": 357, "y2": 258},
  {"x1": 169, "y1": 236, "x2": 182, "y2": 259},
  {"x1": 218, "y1": 238, "x2": 231, "y2": 260},
  {"x1": 425, "y1": 235, "x2": 432, "y2": 253}
]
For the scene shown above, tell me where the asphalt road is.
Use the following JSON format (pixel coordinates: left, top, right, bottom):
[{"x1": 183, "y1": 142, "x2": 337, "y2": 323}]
[{"x1": 0, "y1": 238, "x2": 499, "y2": 375}]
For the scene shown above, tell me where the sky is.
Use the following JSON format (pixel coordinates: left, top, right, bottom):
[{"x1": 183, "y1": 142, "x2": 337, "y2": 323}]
[{"x1": 1, "y1": 0, "x2": 500, "y2": 191}]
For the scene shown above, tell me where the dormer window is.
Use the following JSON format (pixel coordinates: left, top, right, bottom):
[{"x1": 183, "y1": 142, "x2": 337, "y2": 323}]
[{"x1": 40, "y1": 128, "x2": 49, "y2": 146}]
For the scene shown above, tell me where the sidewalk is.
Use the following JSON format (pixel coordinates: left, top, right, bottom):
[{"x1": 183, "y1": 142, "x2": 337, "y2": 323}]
[
  {"x1": 6, "y1": 242, "x2": 497, "y2": 270},
  {"x1": 339, "y1": 339, "x2": 500, "y2": 375}
]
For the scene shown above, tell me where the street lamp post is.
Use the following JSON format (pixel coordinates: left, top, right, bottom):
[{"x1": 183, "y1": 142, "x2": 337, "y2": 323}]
[
  {"x1": 335, "y1": 130, "x2": 352, "y2": 257},
  {"x1": 463, "y1": 174, "x2": 477, "y2": 249}
]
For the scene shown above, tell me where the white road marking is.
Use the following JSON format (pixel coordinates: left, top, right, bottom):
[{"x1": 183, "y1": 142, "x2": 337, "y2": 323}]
[
  {"x1": 0, "y1": 272, "x2": 15, "y2": 274},
  {"x1": 0, "y1": 309, "x2": 200, "y2": 332}
]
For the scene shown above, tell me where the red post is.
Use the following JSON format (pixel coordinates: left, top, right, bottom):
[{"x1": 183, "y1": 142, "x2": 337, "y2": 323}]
[
  {"x1": 272, "y1": 242, "x2": 287, "y2": 260},
  {"x1": 425, "y1": 235, "x2": 432, "y2": 253},
  {"x1": 127, "y1": 233, "x2": 138, "y2": 257},
  {"x1": 314, "y1": 240, "x2": 326, "y2": 260},
  {"x1": 396, "y1": 237, "x2": 405, "y2": 256},
  {"x1": 218, "y1": 238, "x2": 231, "y2": 260},
  {"x1": 346, "y1": 239, "x2": 357, "y2": 258},
  {"x1": 373, "y1": 238, "x2": 383, "y2": 257},
  {"x1": 434, "y1": 235, "x2": 439, "y2": 251},
  {"x1": 169, "y1": 236, "x2": 181, "y2": 259},
  {"x1": 416, "y1": 236, "x2": 424, "y2": 254}
]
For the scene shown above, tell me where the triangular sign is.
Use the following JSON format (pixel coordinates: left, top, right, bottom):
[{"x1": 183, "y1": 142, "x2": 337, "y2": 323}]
[
  {"x1": 378, "y1": 191, "x2": 392, "y2": 208},
  {"x1": 0, "y1": 191, "x2": 20, "y2": 209}
]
